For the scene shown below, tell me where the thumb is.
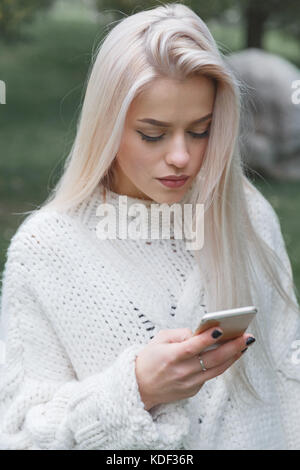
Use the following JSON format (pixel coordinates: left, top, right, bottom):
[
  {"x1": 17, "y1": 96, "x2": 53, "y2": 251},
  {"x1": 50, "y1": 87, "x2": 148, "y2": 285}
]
[{"x1": 150, "y1": 328, "x2": 193, "y2": 344}]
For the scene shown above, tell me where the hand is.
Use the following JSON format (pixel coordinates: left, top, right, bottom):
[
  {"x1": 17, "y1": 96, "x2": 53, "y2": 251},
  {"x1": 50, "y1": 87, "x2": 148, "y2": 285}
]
[{"x1": 135, "y1": 327, "x2": 255, "y2": 411}]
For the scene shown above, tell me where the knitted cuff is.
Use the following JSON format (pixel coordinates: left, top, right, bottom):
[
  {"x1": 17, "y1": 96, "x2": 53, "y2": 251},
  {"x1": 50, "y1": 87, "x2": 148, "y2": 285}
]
[{"x1": 66, "y1": 343, "x2": 190, "y2": 449}]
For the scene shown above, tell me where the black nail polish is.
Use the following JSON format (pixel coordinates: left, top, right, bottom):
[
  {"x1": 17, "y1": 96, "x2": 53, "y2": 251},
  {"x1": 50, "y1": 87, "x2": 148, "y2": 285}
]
[
  {"x1": 241, "y1": 347, "x2": 248, "y2": 354},
  {"x1": 246, "y1": 337, "x2": 256, "y2": 346},
  {"x1": 211, "y1": 329, "x2": 222, "y2": 339}
]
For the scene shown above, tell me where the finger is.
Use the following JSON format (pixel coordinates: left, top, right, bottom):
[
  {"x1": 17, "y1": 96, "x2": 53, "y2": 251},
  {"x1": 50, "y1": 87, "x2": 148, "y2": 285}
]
[
  {"x1": 173, "y1": 326, "x2": 224, "y2": 361},
  {"x1": 150, "y1": 328, "x2": 194, "y2": 344},
  {"x1": 193, "y1": 350, "x2": 241, "y2": 384},
  {"x1": 196, "y1": 332, "x2": 256, "y2": 370}
]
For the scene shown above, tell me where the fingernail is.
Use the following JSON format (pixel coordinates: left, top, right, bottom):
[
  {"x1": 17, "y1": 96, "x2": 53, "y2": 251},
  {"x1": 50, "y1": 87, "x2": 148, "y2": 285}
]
[
  {"x1": 211, "y1": 329, "x2": 223, "y2": 339},
  {"x1": 246, "y1": 336, "x2": 256, "y2": 346},
  {"x1": 241, "y1": 347, "x2": 248, "y2": 354}
]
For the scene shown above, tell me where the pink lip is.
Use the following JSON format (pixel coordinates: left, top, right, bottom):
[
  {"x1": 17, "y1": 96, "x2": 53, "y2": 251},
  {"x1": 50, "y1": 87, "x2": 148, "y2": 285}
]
[
  {"x1": 159, "y1": 175, "x2": 189, "y2": 180},
  {"x1": 157, "y1": 176, "x2": 189, "y2": 188}
]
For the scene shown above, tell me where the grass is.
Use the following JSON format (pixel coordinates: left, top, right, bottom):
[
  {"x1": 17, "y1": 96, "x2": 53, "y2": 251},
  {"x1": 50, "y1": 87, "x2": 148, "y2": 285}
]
[{"x1": 0, "y1": 1, "x2": 299, "y2": 304}]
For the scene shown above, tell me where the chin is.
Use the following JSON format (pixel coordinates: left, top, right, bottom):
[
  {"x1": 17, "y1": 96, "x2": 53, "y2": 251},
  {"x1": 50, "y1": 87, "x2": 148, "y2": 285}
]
[{"x1": 154, "y1": 191, "x2": 186, "y2": 205}]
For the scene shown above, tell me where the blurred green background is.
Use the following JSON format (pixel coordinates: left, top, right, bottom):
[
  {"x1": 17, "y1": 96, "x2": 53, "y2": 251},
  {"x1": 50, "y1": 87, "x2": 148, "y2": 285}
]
[{"x1": 0, "y1": 0, "x2": 299, "y2": 299}]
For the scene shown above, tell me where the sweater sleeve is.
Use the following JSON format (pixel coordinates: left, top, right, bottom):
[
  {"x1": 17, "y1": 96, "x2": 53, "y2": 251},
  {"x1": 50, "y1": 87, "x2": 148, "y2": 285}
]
[
  {"x1": 256, "y1": 193, "x2": 300, "y2": 448},
  {"x1": 0, "y1": 232, "x2": 190, "y2": 450},
  {"x1": 244, "y1": 185, "x2": 300, "y2": 369},
  {"x1": 261, "y1": 197, "x2": 300, "y2": 371}
]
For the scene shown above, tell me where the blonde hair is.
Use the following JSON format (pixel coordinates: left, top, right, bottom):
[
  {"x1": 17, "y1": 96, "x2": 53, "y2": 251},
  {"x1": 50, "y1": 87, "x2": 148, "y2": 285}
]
[{"x1": 22, "y1": 3, "x2": 299, "y2": 403}]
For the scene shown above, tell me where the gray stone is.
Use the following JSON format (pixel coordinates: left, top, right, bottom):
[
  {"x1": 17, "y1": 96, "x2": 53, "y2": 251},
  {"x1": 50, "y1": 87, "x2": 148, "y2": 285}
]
[{"x1": 225, "y1": 48, "x2": 300, "y2": 180}]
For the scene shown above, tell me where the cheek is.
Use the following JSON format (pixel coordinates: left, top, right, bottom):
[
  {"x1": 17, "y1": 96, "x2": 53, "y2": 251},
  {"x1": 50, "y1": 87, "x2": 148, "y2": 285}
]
[
  {"x1": 192, "y1": 141, "x2": 208, "y2": 171},
  {"x1": 117, "y1": 141, "x2": 148, "y2": 176},
  {"x1": 119, "y1": 133, "x2": 158, "y2": 170}
]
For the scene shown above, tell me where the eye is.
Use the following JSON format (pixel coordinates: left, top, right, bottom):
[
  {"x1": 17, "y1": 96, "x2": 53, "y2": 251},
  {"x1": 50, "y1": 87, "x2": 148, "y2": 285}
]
[
  {"x1": 137, "y1": 131, "x2": 165, "y2": 142},
  {"x1": 137, "y1": 130, "x2": 210, "y2": 143},
  {"x1": 189, "y1": 130, "x2": 210, "y2": 139}
]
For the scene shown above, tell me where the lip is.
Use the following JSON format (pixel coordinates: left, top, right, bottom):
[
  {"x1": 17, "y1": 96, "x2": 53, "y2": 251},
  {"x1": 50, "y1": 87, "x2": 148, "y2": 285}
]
[
  {"x1": 156, "y1": 176, "x2": 189, "y2": 188},
  {"x1": 158, "y1": 175, "x2": 189, "y2": 180}
]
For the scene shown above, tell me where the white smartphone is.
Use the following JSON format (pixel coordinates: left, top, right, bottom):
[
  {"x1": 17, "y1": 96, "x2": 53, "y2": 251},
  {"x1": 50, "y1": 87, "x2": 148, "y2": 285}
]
[{"x1": 193, "y1": 306, "x2": 257, "y2": 351}]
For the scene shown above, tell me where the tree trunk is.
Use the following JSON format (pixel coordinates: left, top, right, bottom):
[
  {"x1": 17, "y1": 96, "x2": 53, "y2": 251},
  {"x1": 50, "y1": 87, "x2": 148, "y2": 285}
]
[{"x1": 245, "y1": 2, "x2": 269, "y2": 48}]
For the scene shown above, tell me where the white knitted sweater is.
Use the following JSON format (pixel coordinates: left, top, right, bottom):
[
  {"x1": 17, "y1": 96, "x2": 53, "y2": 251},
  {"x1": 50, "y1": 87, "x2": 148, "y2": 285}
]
[{"x1": 0, "y1": 183, "x2": 299, "y2": 450}]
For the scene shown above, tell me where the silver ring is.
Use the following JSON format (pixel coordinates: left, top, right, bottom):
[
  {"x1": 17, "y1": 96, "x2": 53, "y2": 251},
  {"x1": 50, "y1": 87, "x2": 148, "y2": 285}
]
[{"x1": 199, "y1": 357, "x2": 207, "y2": 372}]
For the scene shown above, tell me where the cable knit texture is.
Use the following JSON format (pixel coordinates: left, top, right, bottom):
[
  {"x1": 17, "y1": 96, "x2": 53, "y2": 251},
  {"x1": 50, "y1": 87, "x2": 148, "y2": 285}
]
[{"x1": 0, "y1": 182, "x2": 299, "y2": 450}]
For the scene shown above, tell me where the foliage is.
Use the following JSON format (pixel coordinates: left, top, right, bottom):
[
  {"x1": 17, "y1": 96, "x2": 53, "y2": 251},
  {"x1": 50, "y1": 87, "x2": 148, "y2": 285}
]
[
  {"x1": 0, "y1": 0, "x2": 55, "y2": 41},
  {"x1": 95, "y1": 0, "x2": 300, "y2": 48}
]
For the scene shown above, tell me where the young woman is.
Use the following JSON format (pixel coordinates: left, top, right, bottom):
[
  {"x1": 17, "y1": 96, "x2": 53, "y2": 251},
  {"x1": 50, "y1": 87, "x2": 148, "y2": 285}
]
[{"x1": 0, "y1": 3, "x2": 299, "y2": 450}]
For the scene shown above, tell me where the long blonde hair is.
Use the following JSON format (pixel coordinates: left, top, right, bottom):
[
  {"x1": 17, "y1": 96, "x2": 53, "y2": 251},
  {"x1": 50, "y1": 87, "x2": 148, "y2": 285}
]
[{"x1": 22, "y1": 2, "x2": 299, "y2": 402}]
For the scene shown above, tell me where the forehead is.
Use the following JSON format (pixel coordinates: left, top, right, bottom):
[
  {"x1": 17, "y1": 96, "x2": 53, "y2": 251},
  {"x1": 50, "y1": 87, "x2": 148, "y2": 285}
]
[{"x1": 127, "y1": 75, "x2": 216, "y2": 123}]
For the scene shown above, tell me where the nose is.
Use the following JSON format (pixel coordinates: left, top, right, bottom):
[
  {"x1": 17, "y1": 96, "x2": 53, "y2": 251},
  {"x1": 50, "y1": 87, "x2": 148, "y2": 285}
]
[{"x1": 164, "y1": 133, "x2": 190, "y2": 168}]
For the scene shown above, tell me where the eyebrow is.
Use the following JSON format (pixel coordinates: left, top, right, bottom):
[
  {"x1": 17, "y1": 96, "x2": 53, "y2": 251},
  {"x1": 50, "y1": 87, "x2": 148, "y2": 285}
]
[{"x1": 137, "y1": 113, "x2": 213, "y2": 127}]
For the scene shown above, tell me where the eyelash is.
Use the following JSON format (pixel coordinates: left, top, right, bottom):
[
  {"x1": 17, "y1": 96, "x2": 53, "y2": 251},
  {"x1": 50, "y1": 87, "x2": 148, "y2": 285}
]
[{"x1": 137, "y1": 130, "x2": 210, "y2": 142}]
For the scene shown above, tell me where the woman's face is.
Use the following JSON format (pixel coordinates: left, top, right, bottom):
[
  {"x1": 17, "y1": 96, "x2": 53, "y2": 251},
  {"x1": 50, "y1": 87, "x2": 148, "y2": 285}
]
[{"x1": 111, "y1": 74, "x2": 216, "y2": 203}]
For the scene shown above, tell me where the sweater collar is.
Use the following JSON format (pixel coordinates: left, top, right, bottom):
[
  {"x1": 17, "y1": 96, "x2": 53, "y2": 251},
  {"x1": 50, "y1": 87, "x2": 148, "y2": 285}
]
[{"x1": 90, "y1": 182, "x2": 195, "y2": 242}]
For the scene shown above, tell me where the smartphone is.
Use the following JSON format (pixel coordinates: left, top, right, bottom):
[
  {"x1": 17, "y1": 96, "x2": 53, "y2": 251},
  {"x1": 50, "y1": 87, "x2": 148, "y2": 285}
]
[{"x1": 193, "y1": 305, "x2": 257, "y2": 351}]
